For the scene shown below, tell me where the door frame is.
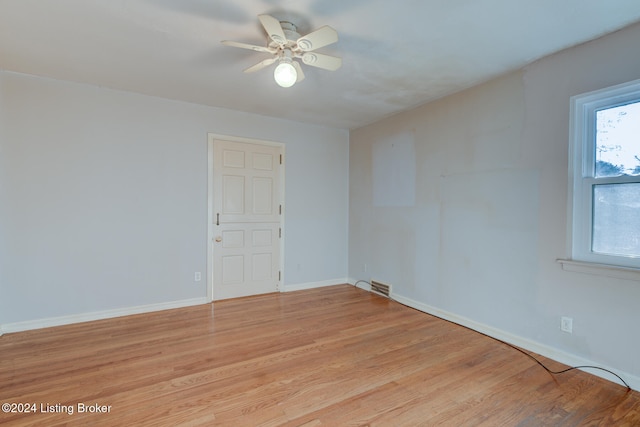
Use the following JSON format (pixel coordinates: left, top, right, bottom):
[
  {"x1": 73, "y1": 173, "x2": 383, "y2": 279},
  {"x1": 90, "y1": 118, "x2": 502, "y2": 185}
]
[{"x1": 207, "y1": 133, "x2": 285, "y2": 302}]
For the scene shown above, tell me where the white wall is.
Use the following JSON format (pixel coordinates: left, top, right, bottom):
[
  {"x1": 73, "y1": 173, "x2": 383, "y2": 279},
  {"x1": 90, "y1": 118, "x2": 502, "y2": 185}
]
[
  {"x1": 0, "y1": 71, "x2": 349, "y2": 328},
  {"x1": 349, "y1": 22, "x2": 640, "y2": 388}
]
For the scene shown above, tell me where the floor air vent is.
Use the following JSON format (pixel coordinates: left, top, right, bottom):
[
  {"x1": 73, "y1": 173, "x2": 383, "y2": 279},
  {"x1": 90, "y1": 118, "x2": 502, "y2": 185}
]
[{"x1": 370, "y1": 280, "x2": 391, "y2": 297}]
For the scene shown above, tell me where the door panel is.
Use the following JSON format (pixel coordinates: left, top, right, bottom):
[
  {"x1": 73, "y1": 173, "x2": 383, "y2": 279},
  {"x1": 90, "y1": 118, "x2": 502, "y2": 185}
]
[
  {"x1": 253, "y1": 153, "x2": 273, "y2": 170},
  {"x1": 252, "y1": 177, "x2": 273, "y2": 214},
  {"x1": 252, "y1": 229, "x2": 273, "y2": 246},
  {"x1": 223, "y1": 149, "x2": 245, "y2": 168},
  {"x1": 213, "y1": 139, "x2": 282, "y2": 300},
  {"x1": 216, "y1": 141, "x2": 280, "y2": 224},
  {"x1": 214, "y1": 223, "x2": 280, "y2": 299},
  {"x1": 222, "y1": 255, "x2": 244, "y2": 285},
  {"x1": 223, "y1": 175, "x2": 245, "y2": 214}
]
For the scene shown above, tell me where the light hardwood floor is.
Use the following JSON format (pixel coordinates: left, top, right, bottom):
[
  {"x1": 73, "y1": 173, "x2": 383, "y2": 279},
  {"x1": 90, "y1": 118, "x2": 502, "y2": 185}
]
[{"x1": 1, "y1": 285, "x2": 638, "y2": 426}]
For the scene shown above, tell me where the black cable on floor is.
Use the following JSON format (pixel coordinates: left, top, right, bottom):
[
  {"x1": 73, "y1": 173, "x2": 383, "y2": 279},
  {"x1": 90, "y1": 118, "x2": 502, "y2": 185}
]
[{"x1": 352, "y1": 280, "x2": 632, "y2": 391}]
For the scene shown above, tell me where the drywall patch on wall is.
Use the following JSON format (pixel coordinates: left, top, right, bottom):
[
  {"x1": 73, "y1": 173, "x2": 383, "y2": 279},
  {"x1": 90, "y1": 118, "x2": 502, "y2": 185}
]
[
  {"x1": 372, "y1": 130, "x2": 416, "y2": 207},
  {"x1": 438, "y1": 168, "x2": 540, "y2": 323},
  {"x1": 350, "y1": 22, "x2": 640, "y2": 387}
]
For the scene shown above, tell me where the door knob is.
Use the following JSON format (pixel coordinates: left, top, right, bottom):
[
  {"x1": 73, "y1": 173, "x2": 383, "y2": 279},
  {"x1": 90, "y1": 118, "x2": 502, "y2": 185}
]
[{"x1": 215, "y1": 236, "x2": 222, "y2": 242}]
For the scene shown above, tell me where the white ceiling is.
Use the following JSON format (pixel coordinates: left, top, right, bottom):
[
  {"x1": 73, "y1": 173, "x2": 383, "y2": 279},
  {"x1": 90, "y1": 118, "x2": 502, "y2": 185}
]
[{"x1": 2, "y1": 1, "x2": 640, "y2": 130}]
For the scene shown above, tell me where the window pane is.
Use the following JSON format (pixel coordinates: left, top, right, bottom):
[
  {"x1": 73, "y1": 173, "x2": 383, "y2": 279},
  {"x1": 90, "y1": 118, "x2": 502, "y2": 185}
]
[
  {"x1": 595, "y1": 101, "x2": 640, "y2": 178},
  {"x1": 592, "y1": 183, "x2": 640, "y2": 257}
]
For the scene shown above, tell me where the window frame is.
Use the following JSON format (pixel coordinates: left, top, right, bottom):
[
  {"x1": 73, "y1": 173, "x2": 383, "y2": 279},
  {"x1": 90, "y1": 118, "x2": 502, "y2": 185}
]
[{"x1": 568, "y1": 78, "x2": 640, "y2": 270}]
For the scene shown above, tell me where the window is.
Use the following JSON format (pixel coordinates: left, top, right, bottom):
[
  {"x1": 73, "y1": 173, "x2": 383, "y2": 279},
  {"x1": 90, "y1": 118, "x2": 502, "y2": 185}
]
[{"x1": 568, "y1": 79, "x2": 640, "y2": 270}]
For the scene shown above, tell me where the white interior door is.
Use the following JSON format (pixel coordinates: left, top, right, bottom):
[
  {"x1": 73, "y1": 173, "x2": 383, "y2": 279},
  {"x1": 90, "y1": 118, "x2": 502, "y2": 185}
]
[{"x1": 212, "y1": 139, "x2": 282, "y2": 300}]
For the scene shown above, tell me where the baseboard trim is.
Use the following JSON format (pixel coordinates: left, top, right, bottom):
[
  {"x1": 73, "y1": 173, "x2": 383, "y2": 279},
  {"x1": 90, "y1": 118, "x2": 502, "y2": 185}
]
[
  {"x1": 282, "y1": 278, "x2": 348, "y2": 293},
  {"x1": 1, "y1": 297, "x2": 210, "y2": 335},
  {"x1": 374, "y1": 288, "x2": 639, "y2": 391}
]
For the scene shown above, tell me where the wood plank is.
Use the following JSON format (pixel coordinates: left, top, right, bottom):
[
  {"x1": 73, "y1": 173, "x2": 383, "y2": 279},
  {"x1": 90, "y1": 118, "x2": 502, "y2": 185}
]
[{"x1": 1, "y1": 285, "x2": 638, "y2": 426}]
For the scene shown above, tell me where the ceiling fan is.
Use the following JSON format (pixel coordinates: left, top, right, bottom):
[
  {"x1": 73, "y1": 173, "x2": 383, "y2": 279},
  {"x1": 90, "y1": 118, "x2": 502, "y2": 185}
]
[{"x1": 221, "y1": 14, "x2": 342, "y2": 88}]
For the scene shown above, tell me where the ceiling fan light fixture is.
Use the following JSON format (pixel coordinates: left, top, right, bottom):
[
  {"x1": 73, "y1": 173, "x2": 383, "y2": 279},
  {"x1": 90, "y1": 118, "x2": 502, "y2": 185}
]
[
  {"x1": 274, "y1": 59, "x2": 297, "y2": 88},
  {"x1": 224, "y1": 14, "x2": 341, "y2": 87}
]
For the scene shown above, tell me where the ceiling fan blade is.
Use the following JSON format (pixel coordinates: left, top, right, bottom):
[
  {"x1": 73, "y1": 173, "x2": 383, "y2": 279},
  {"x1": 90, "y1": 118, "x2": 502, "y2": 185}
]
[
  {"x1": 258, "y1": 14, "x2": 287, "y2": 46},
  {"x1": 244, "y1": 57, "x2": 277, "y2": 73},
  {"x1": 221, "y1": 40, "x2": 275, "y2": 54},
  {"x1": 292, "y1": 61, "x2": 305, "y2": 83},
  {"x1": 301, "y1": 52, "x2": 342, "y2": 71},
  {"x1": 296, "y1": 26, "x2": 338, "y2": 51}
]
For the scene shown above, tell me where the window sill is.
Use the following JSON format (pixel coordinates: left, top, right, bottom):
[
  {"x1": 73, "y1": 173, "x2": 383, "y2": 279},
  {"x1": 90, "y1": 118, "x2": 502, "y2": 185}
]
[{"x1": 557, "y1": 259, "x2": 640, "y2": 281}]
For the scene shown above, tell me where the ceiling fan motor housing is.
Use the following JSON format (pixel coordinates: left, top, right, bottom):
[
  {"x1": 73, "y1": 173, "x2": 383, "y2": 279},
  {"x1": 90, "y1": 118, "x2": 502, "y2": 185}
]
[
  {"x1": 280, "y1": 22, "x2": 301, "y2": 42},
  {"x1": 268, "y1": 21, "x2": 310, "y2": 52}
]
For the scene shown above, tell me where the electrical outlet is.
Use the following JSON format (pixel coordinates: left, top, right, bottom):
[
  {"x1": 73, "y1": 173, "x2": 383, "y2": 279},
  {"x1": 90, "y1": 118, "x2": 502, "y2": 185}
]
[
  {"x1": 194, "y1": 272, "x2": 202, "y2": 282},
  {"x1": 561, "y1": 316, "x2": 573, "y2": 333}
]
